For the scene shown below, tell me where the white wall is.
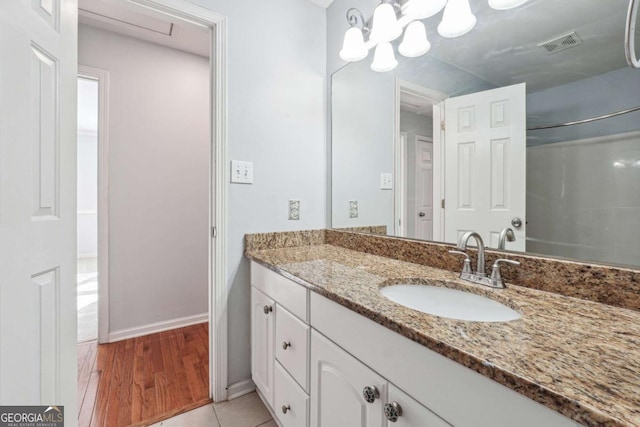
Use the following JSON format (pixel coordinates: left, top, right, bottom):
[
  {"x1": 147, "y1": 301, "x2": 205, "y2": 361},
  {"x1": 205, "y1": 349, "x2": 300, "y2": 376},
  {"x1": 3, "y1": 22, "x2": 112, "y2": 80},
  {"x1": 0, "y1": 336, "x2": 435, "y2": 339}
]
[
  {"x1": 77, "y1": 78, "x2": 99, "y2": 258},
  {"x1": 331, "y1": 58, "x2": 396, "y2": 230},
  {"x1": 78, "y1": 25, "x2": 210, "y2": 333},
  {"x1": 190, "y1": 0, "x2": 327, "y2": 386}
]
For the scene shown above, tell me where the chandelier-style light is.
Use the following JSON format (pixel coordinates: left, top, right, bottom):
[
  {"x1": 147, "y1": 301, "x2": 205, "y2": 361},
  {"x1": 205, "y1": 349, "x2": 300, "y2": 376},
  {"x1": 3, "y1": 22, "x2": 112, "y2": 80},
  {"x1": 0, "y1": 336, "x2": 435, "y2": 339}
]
[{"x1": 339, "y1": 0, "x2": 528, "y2": 72}]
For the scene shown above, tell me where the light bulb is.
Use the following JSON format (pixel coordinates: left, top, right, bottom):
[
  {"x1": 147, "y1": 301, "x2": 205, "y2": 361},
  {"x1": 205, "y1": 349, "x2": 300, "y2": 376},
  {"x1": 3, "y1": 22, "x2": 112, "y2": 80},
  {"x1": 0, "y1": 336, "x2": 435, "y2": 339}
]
[
  {"x1": 438, "y1": 0, "x2": 476, "y2": 38},
  {"x1": 489, "y1": 0, "x2": 529, "y2": 10},
  {"x1": 339, "y1": 27, "x2": 368, "y2": 62},
  {"x1": 369, "y1": 2, "x2": 402, "y2": 43},
  {"x1": 370, "y1": 42, "x2": 398, "y2": 72},
  {"x1": 399, "y1": 21, "x2": 431, "y2": 57},
  {"x1": 405, "y1": 0, "x2": 447, "y2": 19}
]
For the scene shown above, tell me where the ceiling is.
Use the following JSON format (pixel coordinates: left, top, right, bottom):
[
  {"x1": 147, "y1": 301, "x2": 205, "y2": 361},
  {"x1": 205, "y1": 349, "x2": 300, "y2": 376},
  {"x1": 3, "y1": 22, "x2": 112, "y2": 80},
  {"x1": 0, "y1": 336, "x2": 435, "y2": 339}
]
[
  {"x1": 78, "y1": 0, "x2": 210, "y2": 57},
  {"x1": 424, "y1": 0, "x2": 630, "y2": 92}
]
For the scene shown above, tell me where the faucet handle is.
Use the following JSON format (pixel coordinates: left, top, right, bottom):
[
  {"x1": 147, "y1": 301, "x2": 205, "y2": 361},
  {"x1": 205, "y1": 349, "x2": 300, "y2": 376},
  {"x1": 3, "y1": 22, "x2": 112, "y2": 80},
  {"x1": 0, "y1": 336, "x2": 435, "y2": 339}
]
[
  {"x1": 448, "y1": 250, "x2": 472, "y2": 274},
  {"x1": 490, "y1": 259, "x2": 521, "y2": 288}
]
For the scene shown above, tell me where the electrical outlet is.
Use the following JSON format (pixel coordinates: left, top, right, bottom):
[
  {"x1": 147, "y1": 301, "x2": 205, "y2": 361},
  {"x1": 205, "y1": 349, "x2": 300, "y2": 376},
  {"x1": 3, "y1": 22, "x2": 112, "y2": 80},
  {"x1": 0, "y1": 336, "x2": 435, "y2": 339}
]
[
  {"x1": 231, "y1": 160, "x2": 253, "y2": 184},
  {"x1": 289, "y1": 200, "x2": 300, "y2": 220},
  {"x1": 380, "y1": 173, "x2": 393, "y2": 190},
  {"x1": 349, "y1": 200, "x2": 358, "y2": 218}
]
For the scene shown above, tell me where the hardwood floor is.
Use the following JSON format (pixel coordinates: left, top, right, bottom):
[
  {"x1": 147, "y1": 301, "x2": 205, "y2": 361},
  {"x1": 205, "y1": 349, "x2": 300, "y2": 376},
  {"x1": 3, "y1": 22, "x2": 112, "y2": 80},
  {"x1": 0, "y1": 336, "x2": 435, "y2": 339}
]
[{"x1": 78, "y1": 323, "x2": 211, "y2": 427}]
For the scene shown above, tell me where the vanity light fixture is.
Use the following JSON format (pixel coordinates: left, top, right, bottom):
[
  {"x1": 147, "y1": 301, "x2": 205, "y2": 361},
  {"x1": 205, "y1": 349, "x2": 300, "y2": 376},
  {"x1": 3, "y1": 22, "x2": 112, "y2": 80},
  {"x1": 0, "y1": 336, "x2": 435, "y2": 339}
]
[
  {"x1": 340, "y1": 0, "x2": 528, "y2": 72},
  {"x1": 399, "y1": 21, "x2": 431, "y2": 57},
  {"x1": 371, "y1": 42, "x2": 399, "y2": 72},
  {"x1": 339, "y1": 8, "x2": 369, "y2": 61},
  {"x1": 370, "y1": 1, "x2": 403, "y2": 43},
  {"x1": 437, "y1": 0, "x2": 476, "y2": 38}
]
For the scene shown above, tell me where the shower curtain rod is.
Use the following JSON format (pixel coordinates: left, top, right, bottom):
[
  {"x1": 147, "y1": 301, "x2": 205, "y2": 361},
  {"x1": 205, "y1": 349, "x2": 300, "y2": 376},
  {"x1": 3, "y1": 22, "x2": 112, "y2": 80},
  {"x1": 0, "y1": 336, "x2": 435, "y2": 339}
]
[{"x1": 527, "y1": 105, "x2": 640, "y2": 131}]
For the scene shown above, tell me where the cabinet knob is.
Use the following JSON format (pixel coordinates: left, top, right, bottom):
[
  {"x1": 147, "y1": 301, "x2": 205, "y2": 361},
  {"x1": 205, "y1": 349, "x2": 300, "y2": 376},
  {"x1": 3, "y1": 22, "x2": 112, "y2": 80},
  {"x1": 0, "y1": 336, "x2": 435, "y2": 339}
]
[
  {"x1": 281, "y1": 404, "x2": 291, "y2": 414},
  {"x1": 362, "y1": 385, "x2": 380, "y2": 404},
  {"x1": 384, "y1": 402, "x2": 403, "y2": 422},
  {"x1": 282, "y1": 341, "x2": 291, "y2": 350},
  {"x1": 263, "y1": 305, "x2": 273, "y2": 315}
]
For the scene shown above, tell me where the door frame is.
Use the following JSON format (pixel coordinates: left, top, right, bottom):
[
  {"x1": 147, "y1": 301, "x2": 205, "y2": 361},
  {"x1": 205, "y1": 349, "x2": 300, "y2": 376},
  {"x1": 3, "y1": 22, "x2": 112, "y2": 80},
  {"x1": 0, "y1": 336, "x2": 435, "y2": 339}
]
[
  {"x1": 125, "y1": 0, "x2": 229, "y2": 402},
  {"x1": 394, "y1": 132, "x2": 408, "y2": 237},
  {"x1": 394, "y1": 79, "x2": 446, "y2": 240},
  {"x1": 77, "y1": 65, "x2": 110, "y2": 344}
]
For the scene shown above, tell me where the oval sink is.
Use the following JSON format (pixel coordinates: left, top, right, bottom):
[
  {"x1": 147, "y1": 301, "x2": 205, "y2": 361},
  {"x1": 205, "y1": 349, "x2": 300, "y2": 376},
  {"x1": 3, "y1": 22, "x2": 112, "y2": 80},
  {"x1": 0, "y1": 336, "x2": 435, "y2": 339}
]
[{"x1": 380, "y1": 284, "x2": 521, "y2": 322}]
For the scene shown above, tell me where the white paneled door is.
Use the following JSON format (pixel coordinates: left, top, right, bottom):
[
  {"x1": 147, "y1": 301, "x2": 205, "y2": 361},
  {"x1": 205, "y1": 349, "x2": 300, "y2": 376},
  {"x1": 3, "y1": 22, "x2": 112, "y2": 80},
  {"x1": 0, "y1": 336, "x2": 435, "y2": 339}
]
[
  {"x1": 414, "y1": 137, "x2": 433, "y2": 241},
  {"x1": 443, "y1": 83, "x2": 526, "y2": 251},
  {"x1": 0, "y1": 0, "x2": 78, "y2": 419}
]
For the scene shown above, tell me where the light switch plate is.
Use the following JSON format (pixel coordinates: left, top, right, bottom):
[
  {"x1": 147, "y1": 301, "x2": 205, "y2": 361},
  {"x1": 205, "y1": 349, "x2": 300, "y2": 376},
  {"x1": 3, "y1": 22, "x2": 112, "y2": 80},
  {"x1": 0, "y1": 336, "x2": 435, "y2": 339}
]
[
  {"x1": 349, "y1": 200, "x2": 358, "y2": 218},
  {"x1": 289, "y1": 200, "x2": 300, "y2": 220},
  {"x1": 231, "y1": 160, "x2": 253, "y2": 184},
  {"x1": 380, "y1": 173, "x2": 393, "y2": 190}
]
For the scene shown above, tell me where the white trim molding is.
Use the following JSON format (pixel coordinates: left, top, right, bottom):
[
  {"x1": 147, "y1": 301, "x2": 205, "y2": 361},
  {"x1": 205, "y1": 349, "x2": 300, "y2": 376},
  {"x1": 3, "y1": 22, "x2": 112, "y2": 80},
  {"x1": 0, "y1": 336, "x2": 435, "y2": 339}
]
[
  {"x1": 108, "y1": 314, "x2": 208, "y2": 342},
  {"x1": 227, "y1": 379, "x2": 256, "y2": 400},
  {"x1": 78, "y1": 64, "x2": 111, "y2": 345},
  {"x1": 127, "y1": 0, "x2": 229, "y2": 403}
]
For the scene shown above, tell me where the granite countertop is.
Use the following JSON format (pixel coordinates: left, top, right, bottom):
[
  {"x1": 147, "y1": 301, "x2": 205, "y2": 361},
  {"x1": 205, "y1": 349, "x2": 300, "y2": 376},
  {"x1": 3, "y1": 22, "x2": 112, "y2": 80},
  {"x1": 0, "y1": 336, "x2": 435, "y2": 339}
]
[{"x1": 245, "y1": 244, "x2": 640, "y2": 427}]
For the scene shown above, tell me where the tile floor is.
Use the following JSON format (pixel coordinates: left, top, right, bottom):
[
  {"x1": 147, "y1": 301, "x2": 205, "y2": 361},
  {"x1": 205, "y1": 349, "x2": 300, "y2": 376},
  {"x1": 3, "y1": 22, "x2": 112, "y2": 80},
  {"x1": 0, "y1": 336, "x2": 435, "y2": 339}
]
[{"x1": 150, "y1": 392, "x2": 276, "y2": 427}]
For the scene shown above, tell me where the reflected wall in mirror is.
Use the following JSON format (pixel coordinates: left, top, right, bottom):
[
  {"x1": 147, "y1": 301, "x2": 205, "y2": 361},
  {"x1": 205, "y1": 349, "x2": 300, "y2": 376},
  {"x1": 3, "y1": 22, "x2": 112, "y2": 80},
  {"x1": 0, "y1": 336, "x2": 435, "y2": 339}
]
[{"x1": 331, "y1": 0, "x2": 640, "y2": 268}]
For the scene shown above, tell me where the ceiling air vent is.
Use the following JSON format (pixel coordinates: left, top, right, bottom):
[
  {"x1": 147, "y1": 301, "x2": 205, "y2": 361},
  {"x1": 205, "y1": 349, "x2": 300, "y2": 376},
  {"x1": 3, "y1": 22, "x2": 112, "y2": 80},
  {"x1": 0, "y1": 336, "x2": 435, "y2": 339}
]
[{"x1": 538, "y1": 31, "x2": 583, "y2": 54}]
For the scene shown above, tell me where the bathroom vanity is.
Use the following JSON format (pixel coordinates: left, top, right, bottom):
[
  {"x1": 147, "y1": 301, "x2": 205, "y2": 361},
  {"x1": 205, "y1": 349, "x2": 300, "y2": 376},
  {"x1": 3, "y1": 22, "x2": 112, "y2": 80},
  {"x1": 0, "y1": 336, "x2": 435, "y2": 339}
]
[{"x1": 245, "y1": 230, "x2": 640, "y2": 427}]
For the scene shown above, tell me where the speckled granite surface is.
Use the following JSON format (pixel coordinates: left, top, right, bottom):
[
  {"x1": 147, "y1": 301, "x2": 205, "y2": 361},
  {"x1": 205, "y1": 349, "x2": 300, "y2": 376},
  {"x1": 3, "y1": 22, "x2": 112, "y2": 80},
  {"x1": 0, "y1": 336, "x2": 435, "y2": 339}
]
[
  {"x1": 326, "y1": 230, "x2": 640, "y2": 312},
  {"x1": 245, "y1": 243, "x2": 640, "y2": 427}
]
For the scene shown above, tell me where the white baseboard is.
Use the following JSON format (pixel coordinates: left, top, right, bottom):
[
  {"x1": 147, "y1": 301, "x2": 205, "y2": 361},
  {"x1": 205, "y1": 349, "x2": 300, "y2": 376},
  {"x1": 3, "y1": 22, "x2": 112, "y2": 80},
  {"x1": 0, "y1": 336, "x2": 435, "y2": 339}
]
[
  {"x1": 108, "y1": 312, "x2": 208, "y2": 342},
  {"x1": 227, "y1": 379, "x2": 256, "y2": 400}
]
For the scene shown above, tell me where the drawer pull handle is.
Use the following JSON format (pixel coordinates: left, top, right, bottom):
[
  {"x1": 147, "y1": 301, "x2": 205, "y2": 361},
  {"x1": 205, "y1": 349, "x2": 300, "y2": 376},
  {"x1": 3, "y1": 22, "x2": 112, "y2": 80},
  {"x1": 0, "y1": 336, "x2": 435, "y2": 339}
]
[
  {"x1": 263, "y1": 305, "x2": 273, "y2": 315},
  {"x1": 362, "y1": 385, "x2": 379, "y2": 403},
  {"x1": 384, "y1": 402, "x2": 403, "y2": 422},
  {"x1": 282, "y1": 404, "x2": 291, "y2": 414},
  {"x1": 282, "y1": 341, "x2": 291, "y2": 350}
]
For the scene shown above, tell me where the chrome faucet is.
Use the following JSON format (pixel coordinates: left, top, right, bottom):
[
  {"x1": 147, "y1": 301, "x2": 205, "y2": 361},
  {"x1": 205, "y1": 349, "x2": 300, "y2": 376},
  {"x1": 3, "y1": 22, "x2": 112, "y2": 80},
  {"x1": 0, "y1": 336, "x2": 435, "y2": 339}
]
[
  {"x1": 457, "y1": 231, "x2": 486, "y2": 275},
  {"x1": 449, "y1": 231, "x2": 521, "y2": 289},
  {"x1": 497, "y1": 227, "x2": 516, "y2": 250}
]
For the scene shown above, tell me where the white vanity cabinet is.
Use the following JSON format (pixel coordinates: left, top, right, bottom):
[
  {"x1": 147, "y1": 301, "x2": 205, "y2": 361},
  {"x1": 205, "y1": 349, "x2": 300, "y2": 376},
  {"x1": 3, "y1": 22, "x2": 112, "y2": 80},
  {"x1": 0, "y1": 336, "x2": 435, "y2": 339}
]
[
  {"x1": 251, "y1": 263, "x2": 311, "y2": 426},
  {"x1": 310, "y1": 330, "x2": 387, "y2": 427},
  {"x1": 250, "y1": 261, "x2": 581, "y2": 427},
  {"x1": 251, "y1": 286, "x2": 275, "y2": 404}
]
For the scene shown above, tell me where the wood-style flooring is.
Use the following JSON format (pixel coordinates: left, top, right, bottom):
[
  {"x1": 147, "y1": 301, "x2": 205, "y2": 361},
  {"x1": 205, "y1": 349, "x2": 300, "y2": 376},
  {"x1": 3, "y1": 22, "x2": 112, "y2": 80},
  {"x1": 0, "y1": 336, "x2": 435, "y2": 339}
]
[{"x1": 77, "y1": 323, "x2": 211, "y2": 427}]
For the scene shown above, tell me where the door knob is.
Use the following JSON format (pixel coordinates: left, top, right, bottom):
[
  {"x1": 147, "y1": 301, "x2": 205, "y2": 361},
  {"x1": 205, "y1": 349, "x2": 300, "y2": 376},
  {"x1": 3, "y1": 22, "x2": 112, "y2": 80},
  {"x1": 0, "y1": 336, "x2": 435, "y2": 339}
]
[
  {"x1": 418, "y1": 212, "x2": 426, "y2": 217},
  {"x1": 282, "y1": 404, "x2": 291, "y2": 414},
  {"x1": 511, "y1": 217, "x2": 523, "y2": 228},
  {"x1": 282, "y1": 341, "x2": 291, "y2": 350},
  {"x1": 384, "y1": 402, "x2": 403, "y2": 422},
  {"x1": 263, "y1": 305, "x2": 272, "y2": 315},
  {"x1": 362, "y1": 385, "x2": 380, "y2": 403}
]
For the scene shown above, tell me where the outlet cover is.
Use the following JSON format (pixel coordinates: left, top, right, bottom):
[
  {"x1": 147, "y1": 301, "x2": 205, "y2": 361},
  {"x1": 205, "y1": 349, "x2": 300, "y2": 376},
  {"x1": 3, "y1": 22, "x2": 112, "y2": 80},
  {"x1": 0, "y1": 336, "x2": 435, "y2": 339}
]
[
  {"x1": 349, "y1": 200, "x2": 358, "y2": 218},
  {"x1": 380, "y1": 173, "x2": 393, "y2": 190},
  {"x1": 231, "y1": 160, "x2": 253, "y2": 184},
  {"x1": 289, "y1": 200, "x2": 300, "y2": 220}
]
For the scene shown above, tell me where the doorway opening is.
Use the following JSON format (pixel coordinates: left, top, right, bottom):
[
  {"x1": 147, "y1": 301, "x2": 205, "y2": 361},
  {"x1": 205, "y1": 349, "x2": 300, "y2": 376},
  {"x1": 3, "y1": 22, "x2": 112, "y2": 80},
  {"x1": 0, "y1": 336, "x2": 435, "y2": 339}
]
[
  {"x1": 75, "y1": 0, "x2": 228, "y2": 423},
  {"x1": 395, "y1": 80, "x2": 446, "y2": 241},
  {"x1": 76, "y1": 76, "x2": 100, "y2": 344}
]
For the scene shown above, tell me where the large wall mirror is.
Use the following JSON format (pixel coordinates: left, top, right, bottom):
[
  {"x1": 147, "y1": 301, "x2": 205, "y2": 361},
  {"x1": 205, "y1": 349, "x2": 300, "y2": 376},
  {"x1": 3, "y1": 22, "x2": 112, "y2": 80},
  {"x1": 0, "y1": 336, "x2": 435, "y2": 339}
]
[{"x1": 331, "y1": 0, "x2": 640, "y2": 268}]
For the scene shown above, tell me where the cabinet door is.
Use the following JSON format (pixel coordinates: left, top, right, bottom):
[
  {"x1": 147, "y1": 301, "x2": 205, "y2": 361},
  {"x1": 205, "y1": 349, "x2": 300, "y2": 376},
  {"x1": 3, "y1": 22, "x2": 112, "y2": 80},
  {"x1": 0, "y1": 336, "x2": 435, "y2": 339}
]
[
  {"x1": 252, "y1": 286, "x2": 275, "y2": 405},
  {"x1": 310, "y1": 330, "x2": 386, "y2": 427},
  {"x1": 384, "y1": 384, "x2": 452, "y2": 427}
]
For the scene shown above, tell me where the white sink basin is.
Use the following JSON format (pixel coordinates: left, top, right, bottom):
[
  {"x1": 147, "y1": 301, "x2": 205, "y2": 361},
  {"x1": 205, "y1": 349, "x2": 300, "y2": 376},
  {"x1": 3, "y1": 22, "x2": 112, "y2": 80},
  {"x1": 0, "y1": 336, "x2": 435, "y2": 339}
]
[{"x1": 380, "y1": 284, "x2": 521, "y2": 322}]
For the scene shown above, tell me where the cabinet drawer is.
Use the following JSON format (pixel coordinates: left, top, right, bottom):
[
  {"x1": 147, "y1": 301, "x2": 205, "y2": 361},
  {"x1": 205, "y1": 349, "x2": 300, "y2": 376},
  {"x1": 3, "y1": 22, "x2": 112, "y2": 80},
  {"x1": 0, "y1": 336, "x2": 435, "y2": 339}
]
[
  {"x1": 274, "y1": 361, "x2": 309, "y2": 427},
  {"x1": 386, "y1": 384, "x2": 451, "y2": 427},
  {"x1": 276, "y1": 304, "x2": 310, "y2": 391},
  {"x1": 252, "y1": 261, "x2": 308, "y2": 321}
]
